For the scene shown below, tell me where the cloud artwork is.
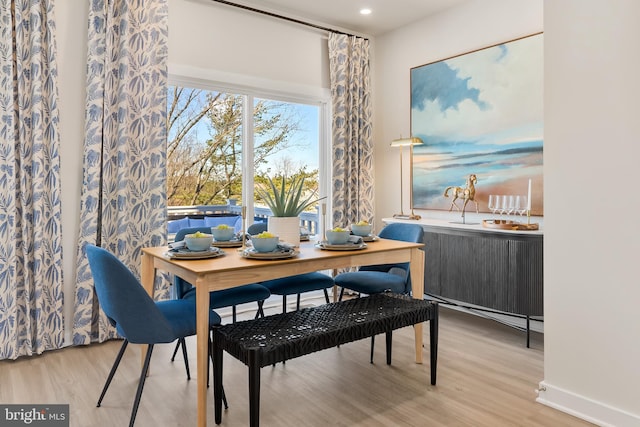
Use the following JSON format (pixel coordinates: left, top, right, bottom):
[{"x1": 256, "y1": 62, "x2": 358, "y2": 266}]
[{"x1": 410, "y1": 33, "x2": 543, "y2": 215}]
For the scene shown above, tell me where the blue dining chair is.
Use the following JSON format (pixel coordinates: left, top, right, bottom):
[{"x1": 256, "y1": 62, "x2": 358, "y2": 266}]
[
  {"x1": 170, "y1": 227, "x2": 271, "y2": 376},
  {"x1": 248, "y1": 222, "x2": 334, "y2": 312},
  {"x1": 334, "y1": 223, "x2": 424, "y2": 363},
  {"x1": 85, "y1": 245, "x2": 224, "y2": 427}
]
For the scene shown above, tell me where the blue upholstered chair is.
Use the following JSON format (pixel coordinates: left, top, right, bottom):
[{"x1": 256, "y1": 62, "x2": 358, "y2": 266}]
[
  {"x1": 170, "y1": 227, "x2": 271, "y2": 374},
  {"x1": 334, "y1": 223, "x2": 424, "y2": 363},
  {"x1": 86, "y1": 245, "x2": 223, "y2": 427},
  {"x1": 248, "y1": 222, "x2": 334, "y2": 312}
]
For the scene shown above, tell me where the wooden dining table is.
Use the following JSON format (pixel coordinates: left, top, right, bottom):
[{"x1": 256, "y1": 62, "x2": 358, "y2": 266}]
[{"x1": 140, "y1": 238, "x2": 425, "y2": 427}]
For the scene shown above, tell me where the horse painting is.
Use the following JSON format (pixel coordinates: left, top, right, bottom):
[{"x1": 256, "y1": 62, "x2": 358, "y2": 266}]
[{"x1": 443, "y1": 174, "x2": 479, "y2": 214}]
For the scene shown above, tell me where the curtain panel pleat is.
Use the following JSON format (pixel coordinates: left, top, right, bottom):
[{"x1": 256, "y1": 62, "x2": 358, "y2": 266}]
[
  {"x1": 0, "y1": 0, "x2": 64, "y2": 360},
  {"x1": 72, "y1": 0, "x2": 169, "y2": 345},
  {"x1": 328, "y1": 33, "x2": 374, "y2": 228}
]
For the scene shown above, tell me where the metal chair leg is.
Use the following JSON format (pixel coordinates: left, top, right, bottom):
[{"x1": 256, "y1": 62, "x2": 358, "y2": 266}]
[
  {"x1": 129, "y1": 344, "x2": 154, "y2": 427},
  {"x1": 97, "y1": 340, "x2": 129, "y2": 407},
  {"x1": 323, "y1": 288, "x2": 330, "y2": 304},
  {"x1": 170, "y1": 340, "x2": 180, "y2": 362},
  {"x1": 179, "y1": 338, "x2": 191, "y2": 380}
]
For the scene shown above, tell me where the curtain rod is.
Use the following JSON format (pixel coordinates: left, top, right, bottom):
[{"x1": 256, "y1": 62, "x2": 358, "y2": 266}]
[{"x1": 209, "y1": 0, "x2": 369, "y2": 40}]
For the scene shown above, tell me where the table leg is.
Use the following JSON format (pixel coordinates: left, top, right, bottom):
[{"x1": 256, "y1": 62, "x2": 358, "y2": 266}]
[
  {"x1": 140, "y1": 253, "x2": 157, "y2": 367},
  {"x1": 410, "y1": 247, "x2": 425, "y2": 364},
  {"x1": 196, "y1": 282, "x2": 210, "y2": 427}
]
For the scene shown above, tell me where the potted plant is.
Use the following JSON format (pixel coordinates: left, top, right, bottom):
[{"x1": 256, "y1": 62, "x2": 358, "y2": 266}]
[{"x1": 255, "y1": 175, "x2": 324, "y2": 246}]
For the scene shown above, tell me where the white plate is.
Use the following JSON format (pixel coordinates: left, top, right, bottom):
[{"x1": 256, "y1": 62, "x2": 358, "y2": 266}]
[
  {"x1": 242, "y1": 247, "x2": 299, "y2": 260},
  {"x1": 315, "y1": 242, "x2": 368, "y2": 251},
  {"x1": 165, "y1": 247, "x2": 224, "y2": 260},
  {"x1": 212, "y1": 239, "x2": 243, "y2": 248}
]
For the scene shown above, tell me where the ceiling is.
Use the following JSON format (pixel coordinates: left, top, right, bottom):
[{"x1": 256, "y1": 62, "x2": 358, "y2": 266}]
[{"x1": 208, "y1": 0, "x2": 471, "y2": 36}]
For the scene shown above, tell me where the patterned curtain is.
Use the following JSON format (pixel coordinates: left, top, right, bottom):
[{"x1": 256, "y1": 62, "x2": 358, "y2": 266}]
[
  {"x1": 0, "y1": 0, "x2": 64, "y2": 360},
  {"x1": 328, "y1": 33, "x2": 374, "y2": 228},
  {"x1": 72, "y1": 0, "x2": 169, "y2": 345}
]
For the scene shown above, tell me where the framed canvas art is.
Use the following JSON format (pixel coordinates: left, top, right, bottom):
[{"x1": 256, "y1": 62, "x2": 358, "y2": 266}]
[{"x1": 411, "y1": 33, "x2": 543, "y2": 215}]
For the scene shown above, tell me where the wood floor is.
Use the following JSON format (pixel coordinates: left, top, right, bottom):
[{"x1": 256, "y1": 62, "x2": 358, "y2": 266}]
[{"x1": 0, "y1": 298, "x2": 593, "y2": 427}]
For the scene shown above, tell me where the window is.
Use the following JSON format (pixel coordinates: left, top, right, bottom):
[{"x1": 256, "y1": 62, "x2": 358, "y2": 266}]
[{"x1": 166, "y1": 78, "x2": 330, "y2": 234}]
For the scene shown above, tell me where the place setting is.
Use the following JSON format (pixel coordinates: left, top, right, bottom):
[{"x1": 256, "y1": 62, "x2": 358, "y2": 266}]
[
  {"x1": 315, "y1": 225, "x2": 369, "y2": 251},
  {"x1": 350, "y1": 220, "x2": 379, "y2": 242},
  {"x1": 165, "y1": 232, "x2": 226, "y2": 260},
  {"x1": 210, "y1": 224, "x2": 244, "y2": 247},
  {"x1": 241, "y1": 231, "x2": 299, "y2": 260}
]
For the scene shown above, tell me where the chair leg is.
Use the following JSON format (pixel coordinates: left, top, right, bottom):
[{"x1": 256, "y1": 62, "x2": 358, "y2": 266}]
[
  {"x1": 179, "y1": 338, "x2": 191, "y2": 380},
  {"x1": 323, "y1": 288, "x2": 330, "y2": 304},
  {"x1": 296, "y1": 293, "x2": 301, "y2": 310},
  {"x1": 255, "y1": 300, "x2": 265, "y2": 319},
  {"x1": 129, "y1": 344, "x2": 154, "y2": 427},
  {"x1": 338, "y1": 287, "x2": 345, "y2": 301},
  {"x1": 170, "y1": 340, "x2": 180, "y2": 362},
  {"x1": 282, "y1": 295, "x2": 287, "y2": 313},
  {"x1": 97, "y1": 339, "x2": 129, "y2": 407},
  {"x1": 232, "y1": 305, "x2": 237, "y2": 323},
  {"x1": 170, "y1": 338, "x2": 191, "y2": 380},
  {"x1": 386, "y1": 331, "x2": 393, "y2": 365}
]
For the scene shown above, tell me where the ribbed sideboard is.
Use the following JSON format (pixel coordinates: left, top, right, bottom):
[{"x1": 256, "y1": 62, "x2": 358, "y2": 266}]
[{"x1": 383, "y1": 217, "x2": 543, "y2": 344}]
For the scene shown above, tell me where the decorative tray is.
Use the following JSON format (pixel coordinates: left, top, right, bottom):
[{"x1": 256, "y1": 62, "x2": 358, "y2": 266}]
[
  {"x1": 165, "y1": 247, "x2": 225, "y2": 260},
  {"x1": 482, "y1": 219, "x2": 539, "y2": 231},
  {"x1": 315, "y1": 241, "x2": 368, "y2": 251},
  {"x1": 241, "y1": 247, "x2": 299, "y2": 260}
]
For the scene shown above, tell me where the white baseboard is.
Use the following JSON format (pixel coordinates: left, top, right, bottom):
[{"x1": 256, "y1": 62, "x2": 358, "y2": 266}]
[{"x1": 536, "y1": 381, "x2": 640, "y2": 427}]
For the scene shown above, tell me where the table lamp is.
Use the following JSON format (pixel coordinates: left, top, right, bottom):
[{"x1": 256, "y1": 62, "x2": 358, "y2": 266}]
[{"x1": 391, "y1": 136, "x2": 423, "y2": 220}]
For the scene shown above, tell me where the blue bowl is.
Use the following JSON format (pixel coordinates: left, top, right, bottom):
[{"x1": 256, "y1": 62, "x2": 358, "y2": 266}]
[
  {"x1": 351, "y1": 224, "x2": 373, "y2": 237},
  {"x1": 251, "y1": 236, "x2": 279, "y2": 253},
  {"x1": 211, "y1": 226, "x2": 235, "y2": 241},
  {"x1": 184, "y1": 234, "x2": 213, "y2": 251},
  {"x1": 326, "y1": 230, "x2": 351, "y2": 245}
]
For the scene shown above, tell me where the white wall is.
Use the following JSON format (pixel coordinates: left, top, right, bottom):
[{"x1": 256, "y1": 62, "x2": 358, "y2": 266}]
[
  {"x1": 372, "y1": 0, "x2": 543, "y2": 227},
  {"x1": 375, "y1": 0, "x2": 640, "y2": 425},
  {"x1": 540, "y1": 1, "x2": 640, "y2": 425}
]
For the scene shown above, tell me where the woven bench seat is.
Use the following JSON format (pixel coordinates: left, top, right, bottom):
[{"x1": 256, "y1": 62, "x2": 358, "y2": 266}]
[{"x1": 212, "y1": 292, "x2": 439, "y2": 427}]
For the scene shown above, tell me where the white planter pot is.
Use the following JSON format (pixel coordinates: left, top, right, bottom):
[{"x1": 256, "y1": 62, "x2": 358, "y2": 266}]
[{"x1": 267, "y1": 216, "x2": 300, "y2": 247}]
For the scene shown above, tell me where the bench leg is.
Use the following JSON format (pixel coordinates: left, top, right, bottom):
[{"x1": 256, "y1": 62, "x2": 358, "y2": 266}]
[
  {"x1": 386, "y1": 331, "x2": 393, "y2": 365},
  {"x1": 213, "y1": 340, "x2": 224, "y2": 424},
  {"x1": 430, "y1": 304, "x2": 439, "y2": 386},
  {"x1": 248, "y1": 351, "x2": 261, "y2": 427}
]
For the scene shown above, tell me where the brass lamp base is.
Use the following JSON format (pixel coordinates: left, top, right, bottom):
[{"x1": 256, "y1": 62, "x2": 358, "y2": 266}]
[{"x1": 393, "y1": 213, "x2": 422, "y2": 220}]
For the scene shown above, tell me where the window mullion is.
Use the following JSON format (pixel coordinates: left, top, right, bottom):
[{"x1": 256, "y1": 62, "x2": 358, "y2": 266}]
[{"x1": 242, "y1": 94, "x2": 255, "y2": 225}]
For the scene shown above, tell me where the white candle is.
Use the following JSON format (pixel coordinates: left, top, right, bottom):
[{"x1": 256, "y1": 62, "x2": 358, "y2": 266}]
[{"x1": 527, "y1": 179, "x2": 532, "y2": 211}]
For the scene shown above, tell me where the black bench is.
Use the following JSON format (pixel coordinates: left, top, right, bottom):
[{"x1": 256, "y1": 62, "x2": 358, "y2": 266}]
[{"x1": 212, "y1": 293, "x2": 439, "y2": 427}]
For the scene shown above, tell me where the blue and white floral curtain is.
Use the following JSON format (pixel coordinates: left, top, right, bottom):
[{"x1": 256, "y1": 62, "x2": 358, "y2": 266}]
[
  {"x1": 0, "y1": 0, "x2": 64, "y2": 360},
  {"x1": 72, "y1": 0, "x2": 169, "y2": 345},
  {"x1": 328, "y1": 33, "x2": 374, "y2": 228}
]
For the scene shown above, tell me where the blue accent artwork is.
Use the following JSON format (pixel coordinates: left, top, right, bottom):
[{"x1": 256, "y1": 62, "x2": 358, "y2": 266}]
[{"x1": 411, "y1": 33, "x2": 543, "y2": 215}]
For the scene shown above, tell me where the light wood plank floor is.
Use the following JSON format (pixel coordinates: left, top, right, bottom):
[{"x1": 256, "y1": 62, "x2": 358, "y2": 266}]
[{"x1": 0, "y1": 300, "x2": 593, "y2": 427}]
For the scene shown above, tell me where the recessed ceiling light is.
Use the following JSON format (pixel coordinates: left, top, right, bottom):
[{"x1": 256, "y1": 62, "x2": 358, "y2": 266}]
[{"x1": 360, "y1": 8, "x2": 372, "y2": 15}]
